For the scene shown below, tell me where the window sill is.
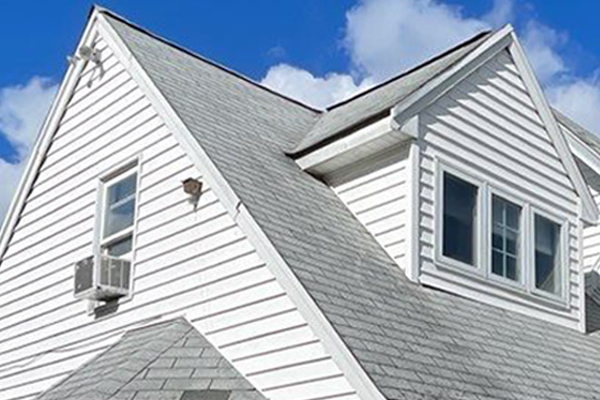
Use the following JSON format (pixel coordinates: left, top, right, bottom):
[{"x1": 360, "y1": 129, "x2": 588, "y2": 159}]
[{"x1": 432, "y1": 257, "x2": 569, "y2": 311}]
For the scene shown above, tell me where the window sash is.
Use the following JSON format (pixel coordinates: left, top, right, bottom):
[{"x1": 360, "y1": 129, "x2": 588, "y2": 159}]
[
  {"x1": 100, "y1": 169, "x2": 138, "y2": 258},
  {"x1": 442, "y1": 171, "x2": 478, "y2": 267},
  {"x1": 533, "y1": 214, "x2": 562, "y2": 296},
  {"x1": 491, "y1": 195, "x2": 522, "y2": 282}
]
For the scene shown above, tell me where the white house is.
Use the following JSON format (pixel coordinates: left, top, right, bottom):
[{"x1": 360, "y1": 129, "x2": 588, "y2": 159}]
[{"x1": 2, "y1": 6, "x2": 600, "y2": 400}]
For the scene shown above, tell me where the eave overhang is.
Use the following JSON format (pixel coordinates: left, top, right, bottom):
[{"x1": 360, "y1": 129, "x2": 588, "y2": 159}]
[{"x1": 294, "y1": 114, "x2": 416, "y2": 179}]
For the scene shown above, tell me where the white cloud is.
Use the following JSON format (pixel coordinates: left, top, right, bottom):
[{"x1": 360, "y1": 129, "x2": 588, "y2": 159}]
[
  {"x1": 0, "y1": 77, "x2": 57, "y2": 226},
  {"x1": 261, "y1": 0, "x2": 493, "y2": 108},
  {"x1": 261, "y1": 64, "x2": 373, "y2": 109},
  {"x1": 517, "y1": 19, "x2": 600, "y2": 135},
  {"x1": 482, "y1": 0, "x2": 514, "y2": 29},
  {"x1": 522, "y1": 20, "x2": 567, "y2": 84},
  {"x1": 547, "y1": 78, "x2": 600, "y2": 133},
  {"x1": 344, "y1": 0, "x2": 488, "y2": 81}
]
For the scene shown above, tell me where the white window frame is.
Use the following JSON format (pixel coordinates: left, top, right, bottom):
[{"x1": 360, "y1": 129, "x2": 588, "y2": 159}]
[
  {"x1": 99, "y1": 167, "x2": 139, "y2": 259},
  {"x1": 529, "y1": 205, "x2": 569, "y2": 304},
  {"x1": 435, "y1": 160, "x2": 486, "y2": 276},
  {"x1": 487, "y1": 187, "x2": 528, "y2": 291},
  {"x1": 434, "y1": 157, "x2": 569, "y2": 306}
]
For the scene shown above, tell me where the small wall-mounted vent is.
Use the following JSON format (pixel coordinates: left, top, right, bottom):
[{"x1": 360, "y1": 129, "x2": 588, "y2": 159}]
[{"x1": 74, "y1": 255, "x2": 131, "y2": 301}]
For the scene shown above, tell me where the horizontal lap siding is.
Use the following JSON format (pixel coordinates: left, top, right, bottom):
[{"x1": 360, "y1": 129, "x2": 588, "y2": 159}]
[
  {"x1": 333, "y1": 148, "x2": 410, "y2": 270},
  {"x1": 418, "y1": 50, "x2": 582, "y2": 328},
  {"x1": 0, "y1": 38, "x2": 356, "y2": 400}
]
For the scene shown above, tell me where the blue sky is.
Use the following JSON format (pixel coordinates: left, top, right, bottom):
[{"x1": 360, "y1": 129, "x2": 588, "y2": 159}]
[{"x1": 1, "y1": 0, "x2": 600, "y2": 223}]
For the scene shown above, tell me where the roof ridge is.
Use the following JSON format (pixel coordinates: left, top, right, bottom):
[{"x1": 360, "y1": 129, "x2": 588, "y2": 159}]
[
  {"x1": 95, "y1": 6, "x2": 323, "y2": 115},
  {"x1": 324, "y1": 29, "x2": 492, "y2": 111}
]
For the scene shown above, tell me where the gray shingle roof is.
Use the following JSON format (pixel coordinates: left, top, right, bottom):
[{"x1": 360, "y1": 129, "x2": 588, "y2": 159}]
[
  {"x1": 103, "y1": 10, "x2": 600, "y2": 399},
  {"x1": 36, "y1": 318, "x2": 265, "y2": 400},
  {"x1": 554, "y1": 108, "x2": 600, "y2": 156},
  {"x1": 290, "y1": 31, "x2": 491, "y2": 156}
]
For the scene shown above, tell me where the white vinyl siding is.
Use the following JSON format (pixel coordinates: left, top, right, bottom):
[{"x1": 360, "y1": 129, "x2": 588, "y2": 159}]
[
  {"x1": 332, "y1": 145, "x2": 410, "y2": 270},
  {"x1": 0, "y1": 36, "x2": 357, "y2": 400},
  {"x1": 418, "y1": 49, "x2": 582, "y2": 330}
]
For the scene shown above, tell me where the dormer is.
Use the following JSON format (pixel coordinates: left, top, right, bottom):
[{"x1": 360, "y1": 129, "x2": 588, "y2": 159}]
[{"x1": 291, "y1": 25, "x2": 599, "y2": 332}]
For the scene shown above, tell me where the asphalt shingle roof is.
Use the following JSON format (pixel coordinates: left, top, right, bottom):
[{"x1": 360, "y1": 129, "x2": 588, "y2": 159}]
[
  {"x1": 290, "y1": 31, "x2": 491, "y2": 157},
  {"x1": 102, "y1": 10, "x2": 600, "y2": 399},
  {"x1": 36, "y1": 318, "x2": 265, "y2": 400}
]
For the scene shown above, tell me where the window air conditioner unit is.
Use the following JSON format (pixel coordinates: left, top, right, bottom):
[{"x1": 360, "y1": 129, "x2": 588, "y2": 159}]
[{"x1": 74, "y1": 255, "x2": 131, "y2": 301}]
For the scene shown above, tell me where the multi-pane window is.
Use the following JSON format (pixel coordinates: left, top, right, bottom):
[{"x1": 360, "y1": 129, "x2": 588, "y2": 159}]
[
  {"x1": 442, "y1": 172, "x2": 478, "y2": 266},
  {"x1": 438, "y1": 163, "x2": 566, "y2": 302},
  {"x1": 534, "y1": 214, "x2": 561, "y2": 295},
  {"x1": 101, "y1": 170, "x2": 137, "y2": 258},
  {"x1": 491, "y1": 196, "x2": 521, "y2": 281}
]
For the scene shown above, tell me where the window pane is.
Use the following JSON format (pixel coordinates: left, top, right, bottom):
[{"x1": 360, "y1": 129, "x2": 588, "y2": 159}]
[
  {"x1": 104, "y1": 173, "x2": 137, "y2": 238},
  {"x1": 492, "y1": 223, "x2": 503, "y2": 250},
  {"x1": 506, "y1": 203, "x2": 520, "y2": 229},
  {"x1": 535, "y1": 215, "x2": 561, "y2": 295},
  {"x1": 106, "y1": 235, "x2": 133, "y2": 257},
  {"x1": 506, "y1": 255, "x2": 517, "y2": 281},
  {"x1": 443, "y1": 173, "x2": 477, "y2": 265},
  {"x1": 490, "y1": 195, "x2": 521, "y2": 281},
  {"x1": 108, "y1": 174, "x2": 136, "y2": 206},
  {"x1": 104, "y1": 199, "x2": 135, "y2": 237},
  {"x1": 491, "y1": 250, "x2": 503, "y2": 276},
  {"x1": 505, "y1": 229, "x2": 517, "y2": 255}
]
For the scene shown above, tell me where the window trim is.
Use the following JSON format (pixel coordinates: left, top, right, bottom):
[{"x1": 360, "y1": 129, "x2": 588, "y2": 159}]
[
  {"x1": 435, "y1": 160, "x2": 485, "y2": 275},
  {"x1": 529, "y1": 205, "x2": 569, "y2": 303}
]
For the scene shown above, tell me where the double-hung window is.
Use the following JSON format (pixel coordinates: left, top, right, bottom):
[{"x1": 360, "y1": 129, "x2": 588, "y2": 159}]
[{"x1": 100, "y1": 168, "x2": 138, "y2": 259}]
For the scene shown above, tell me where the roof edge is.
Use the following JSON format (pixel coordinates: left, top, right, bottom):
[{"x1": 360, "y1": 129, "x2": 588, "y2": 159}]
[
  {"x1": 288, "y1": 109, "x2": 391, "y2": 159},
  {"x1": 96, "y1": 6, "x2": 323, "y2": 115},
  {"x1": 325, "y1": 29, "x2": 492, "y2": 112},
  {"x1": 288, "y1": 29, "x2": 494, "y2": 158}
]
